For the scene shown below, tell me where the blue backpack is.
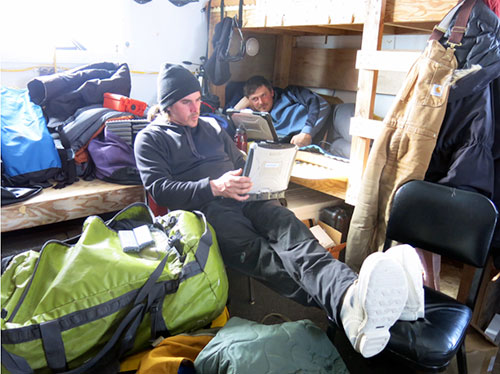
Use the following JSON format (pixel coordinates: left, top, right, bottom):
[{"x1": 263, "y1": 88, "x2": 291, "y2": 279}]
[{"x1": 1, "y1": 87, "x2": 61, "y2": 187}]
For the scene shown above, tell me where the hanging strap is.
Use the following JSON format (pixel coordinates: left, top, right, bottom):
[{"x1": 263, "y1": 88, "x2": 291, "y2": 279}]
[
  {"x1": 237, "y1": 0, "x2": 243, "y2": 28},
  {"x1": 205, "y1": 0, "x2": 212, "y2": 60},
  {"x1": 430, "y1": 0, "x2": 477, "y2": 47}
]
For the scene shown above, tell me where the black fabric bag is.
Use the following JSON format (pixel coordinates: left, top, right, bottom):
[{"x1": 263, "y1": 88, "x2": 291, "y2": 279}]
[
  {"x1": 1, "y1": 186, "x2": 43, "y2": 206},
  {"x1": 205, "y1": 0, "x2": 245, "y2": 86}
]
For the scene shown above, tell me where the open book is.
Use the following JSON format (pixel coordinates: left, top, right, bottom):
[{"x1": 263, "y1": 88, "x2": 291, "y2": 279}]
[{"x1": 243, "y1": 142, "x2": 298, "y2": 200}]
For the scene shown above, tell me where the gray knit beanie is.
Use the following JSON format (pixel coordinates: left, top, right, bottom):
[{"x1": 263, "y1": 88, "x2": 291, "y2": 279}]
[{"x1": 157, "y1": 64, "x2": 201, "y2": 110}]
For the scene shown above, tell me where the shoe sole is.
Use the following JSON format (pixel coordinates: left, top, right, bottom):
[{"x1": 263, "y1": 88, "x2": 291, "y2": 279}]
[
  {"x1": 386, "y1": 245, "x2": 424, "y2": 321},
  {"x1": 355, "y1": 253, "x2": 408, "y2": 358}
]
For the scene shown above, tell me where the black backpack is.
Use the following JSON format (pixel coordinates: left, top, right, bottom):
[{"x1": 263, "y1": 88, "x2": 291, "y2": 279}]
[{"x1": 205, "y1": 0, "x2": 245, "y2": 86}]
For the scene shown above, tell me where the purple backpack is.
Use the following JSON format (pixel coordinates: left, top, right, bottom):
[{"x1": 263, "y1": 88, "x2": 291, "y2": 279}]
[{"x1": 88, "y1": 128, "x2": 142, "y2": 185}]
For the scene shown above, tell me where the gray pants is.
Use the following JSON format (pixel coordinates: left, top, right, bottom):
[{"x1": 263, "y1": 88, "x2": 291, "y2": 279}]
[{"x1": 201, "y1": 198, "x2": 357, "y2": 325}]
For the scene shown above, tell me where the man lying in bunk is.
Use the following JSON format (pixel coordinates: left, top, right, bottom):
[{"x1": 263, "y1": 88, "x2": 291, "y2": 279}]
[
  {"x1": 233, "y1": 75, "x2": 331, "y2": 147},
  {"x1": 134, "y1": 63, "x2": 425, "y2": 358}
]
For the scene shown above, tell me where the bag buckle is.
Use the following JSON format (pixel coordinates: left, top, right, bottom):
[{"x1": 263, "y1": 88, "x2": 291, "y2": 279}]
[
  {"x1": 446, "y1": 41, "x2": 463, "y2": 49},
  {"x1": 433, "y1": 25, "x2": 447, "y2": 33}
]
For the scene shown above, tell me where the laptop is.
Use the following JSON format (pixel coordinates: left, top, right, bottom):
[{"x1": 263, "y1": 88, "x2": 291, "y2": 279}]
[
  {"x1": 226, "y1": 109, "x2": 279, "y2": 142},
  {"x1": 242, "y1": 142, "x2": 298, "y2": 200}
]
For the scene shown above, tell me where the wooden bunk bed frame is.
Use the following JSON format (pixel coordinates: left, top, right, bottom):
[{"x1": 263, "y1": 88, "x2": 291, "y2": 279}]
[{"x1": 208, "y1": 0, "x2": 456, "y2": 204}]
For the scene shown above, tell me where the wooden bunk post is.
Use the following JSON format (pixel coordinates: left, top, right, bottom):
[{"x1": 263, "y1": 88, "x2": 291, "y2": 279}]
[
  {"x1": 345, "y1": 0, "x2": 386, "y2": 205},
  {"x1": 272, "y1": 34, "x2": 294, "y2": 87},
  {"x1": 207, "y1": 0, "x2": 457, "y2": 203}
]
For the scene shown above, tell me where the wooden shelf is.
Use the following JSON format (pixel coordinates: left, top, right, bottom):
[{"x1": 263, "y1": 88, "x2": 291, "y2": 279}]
[
  {"x1": 209, "y1": 0, "x2": 456, "y2": 35},
  {"x1": 1, "y1": 180, "x2": 145, "y2": 233},
  {"x1": 285, "y1": 183, "x2": 341, "y2": 221},
  {"x1": 290, "y1": 151, "x2": 349, "y2": 200}
]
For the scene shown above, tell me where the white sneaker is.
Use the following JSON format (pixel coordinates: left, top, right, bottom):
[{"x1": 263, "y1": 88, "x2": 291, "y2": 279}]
[
  {"x1": 385, "y1": 244, "x2": 425, "y2": 321},
  {"x1": 340, "y1": 252, "x2": 408, "y2": 358}
]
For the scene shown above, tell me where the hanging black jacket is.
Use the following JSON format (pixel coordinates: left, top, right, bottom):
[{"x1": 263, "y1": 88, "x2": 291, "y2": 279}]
[
  {"x1": 426, "y1": 0, "x2": 500, "y2": 250},
  {"x1": 438, "y1": 0, "x2": 500, "y2": 69}
]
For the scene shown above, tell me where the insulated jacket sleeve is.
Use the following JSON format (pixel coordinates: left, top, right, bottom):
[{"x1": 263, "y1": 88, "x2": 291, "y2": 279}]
[
  {"x1": 285, "y1": 86, "x2": 331, "y2": 137},
  {"x1": 134, "y1": 128, "x2": 215, "y2": 211},
  {"x1": 425, "y1": 78, "x2": 496, "y2": 198}
]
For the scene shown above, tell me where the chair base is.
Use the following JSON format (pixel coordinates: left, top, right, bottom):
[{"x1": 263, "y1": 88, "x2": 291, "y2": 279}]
[
  {"x1": 327, "y1": 324, "x2": 466, "y2": 374},
  {"x1": 385, "y1": 287, "x2": 471, "y2": 372}
]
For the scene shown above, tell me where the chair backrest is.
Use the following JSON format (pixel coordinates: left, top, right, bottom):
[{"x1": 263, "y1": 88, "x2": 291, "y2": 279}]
[{"x1": 386, "y1": 180, "x2": 498, "y2": 267}]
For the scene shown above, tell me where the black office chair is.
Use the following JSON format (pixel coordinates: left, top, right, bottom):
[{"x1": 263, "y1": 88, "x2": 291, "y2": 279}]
[
  {"x1": 380, "y1": 180, "x2": 498, "y2": 373},
  {"x1": 330, "y1": 180, "x2": 497, "y2": 374}
]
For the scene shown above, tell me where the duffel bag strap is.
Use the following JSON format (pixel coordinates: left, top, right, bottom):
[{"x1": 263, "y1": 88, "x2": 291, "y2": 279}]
[
  {"x1": 149, "y1": 291, "x2": 170, "y2": 340},
  {"x1": 1, "y1": 346, "x2": 34, "y2": 374},
  {"x1": 64, "y1": 303, "x2": 145, "y2": 374},
  {"x1": 68, "y1": 251, "x2": 171, "y2": 374},
  {"x1": 192, "y1": 210, "x2": 212, "y2": 271},
  {"x1": 39, "y1": 320, "x2": 68, "y2": 372},
  {"x1": 179, "y1": 210, "x2": 213, "y2": 281},
  {"x1": 148, "y1": 210, "x2": 214, "y2": 340}
]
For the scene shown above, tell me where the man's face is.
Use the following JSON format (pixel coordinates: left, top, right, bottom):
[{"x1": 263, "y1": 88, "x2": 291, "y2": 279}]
[
  {"x1": 247, "y1": 85, "x2": 274, "y2": 112},
  {"x1": 168, "y1": 91, "x2": 201, "y2": 128}
]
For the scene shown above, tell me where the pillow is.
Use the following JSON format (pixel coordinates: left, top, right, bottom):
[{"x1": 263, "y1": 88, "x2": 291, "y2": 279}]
[{"x1": 328, "y1": 103, "x2": 355, "y2": 158}]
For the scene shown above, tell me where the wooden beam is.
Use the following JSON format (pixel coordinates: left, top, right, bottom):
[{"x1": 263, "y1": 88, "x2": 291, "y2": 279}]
[
  {"x1": 273, "y1": 34, "x2": 294, "y2": 88},
  {"x1": 356, "y1": 50, "x2": 420, "y2": 72},
  {"x1": 289, "y1": 177, "x2": 348, "y2": 200},
  {"x1": 277, "y1": 26, "x2": 360, "y2": 35},
  {"x1": 349, "y1": 117, "x2": 384, "y2": 139},
  {"x1": 384, "y1": 0, "x2": 456, "y2": 23},
  {"x1": 209, "y1": 0, "x2": 456, "y2": 33},
  {"x1": 346, "y1": 0, "x2": 386, "y2": 205},
  {"x1": 210, "y1": 0, "x2": 256, "y2": 6}
]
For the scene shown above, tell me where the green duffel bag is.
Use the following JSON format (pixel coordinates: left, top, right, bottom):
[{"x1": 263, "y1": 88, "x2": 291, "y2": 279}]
[{"x1": 1, "y1": 202, "x2": 228, "y2": 374}]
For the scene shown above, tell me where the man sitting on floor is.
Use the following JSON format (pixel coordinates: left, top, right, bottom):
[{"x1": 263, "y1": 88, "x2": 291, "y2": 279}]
[
  {"x1": 234, "y1": 75, "x2": 331, "y2": 147},
  {"x1": 134, "y1": 64, "x2": 424, "y2": 358}
]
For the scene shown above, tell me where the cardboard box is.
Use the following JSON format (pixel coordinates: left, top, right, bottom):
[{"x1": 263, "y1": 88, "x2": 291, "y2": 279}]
[
  {"x1": 444, "y1": 324, "x2": 499, "y2": 374},
  {"x1": 310, "y1": 225, "x2": 335, "y2": 249},
  {"x1": 308, "y1": 221, "x2": 345, "y2": 259}
]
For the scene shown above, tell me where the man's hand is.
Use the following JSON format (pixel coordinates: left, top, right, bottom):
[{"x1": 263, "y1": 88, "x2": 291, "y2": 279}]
[
  {"x1": 290, "y1": 133, "x2": 312, "y2": 147},
  {"x1": 210, "y1": 169, "x2": 253, "y2": 201}
]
